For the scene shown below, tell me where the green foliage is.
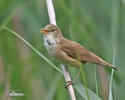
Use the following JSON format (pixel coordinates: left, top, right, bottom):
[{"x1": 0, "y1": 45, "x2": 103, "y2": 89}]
[
  {"x1": 0, "y1": 0, "x2": 124, "y2": 100},
  {"x1": 75, "y1": 83, "x2": 101, "y2": 100}
]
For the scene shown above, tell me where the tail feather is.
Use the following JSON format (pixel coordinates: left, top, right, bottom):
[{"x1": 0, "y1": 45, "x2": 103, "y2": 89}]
[{"x1": 99, "y1": 60, "x2": 119, "y2": 71}]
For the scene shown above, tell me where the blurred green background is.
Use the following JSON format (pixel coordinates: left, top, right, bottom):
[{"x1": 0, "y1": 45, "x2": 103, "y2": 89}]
[{"x1": 0, "y1": 0, "x2": 125, "y2": 100}]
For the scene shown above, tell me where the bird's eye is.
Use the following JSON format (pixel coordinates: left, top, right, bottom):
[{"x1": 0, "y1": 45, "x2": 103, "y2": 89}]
[{"x1": 51, "y1": 29, "x2": 55, "y2": 32}]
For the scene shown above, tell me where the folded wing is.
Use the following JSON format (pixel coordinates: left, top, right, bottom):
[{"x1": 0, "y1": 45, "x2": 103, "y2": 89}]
[
  {"x1": 60, "y1": 38, "x2": 119, "y2": 70},
  {"x1": 60, "y1": 38, "x2": 101, "y2": 63}
]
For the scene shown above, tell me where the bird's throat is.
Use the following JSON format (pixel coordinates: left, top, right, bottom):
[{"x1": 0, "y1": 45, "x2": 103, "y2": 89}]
[
  {"x1": 43, "y1": 33, "x2": 60, "y2": 46},
  {"x1": 43, "y1": 33, "x2": 61, "y2": 56}
]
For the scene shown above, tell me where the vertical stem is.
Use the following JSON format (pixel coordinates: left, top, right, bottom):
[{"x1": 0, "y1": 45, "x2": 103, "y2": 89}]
[
  {"x1": 61, "y1": 64, "x2": 76, "y2": 100},
  {"x1": 46, "y1": 0, "x2": 56, "y2": 25},
  {"x1": 108, "y1": 45, "x2": 116, "y2": 100},
  {"x1": 45, "y1": 0, "x2": 76, "y2": 100},
  {"x1": 94, "y1": 65, "x2": 98, "y2": 96},
  {"x1": 80, "y1": 68, "x2": 90, "y2": 100}
]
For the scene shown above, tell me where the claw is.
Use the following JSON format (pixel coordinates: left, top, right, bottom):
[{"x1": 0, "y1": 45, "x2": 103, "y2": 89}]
[
  {"x1": 66, "y1": 81, "x2": 72, "y2": 83},
  {"x1": 65, "y1": 81, "x2": 74, "y2": 89}
]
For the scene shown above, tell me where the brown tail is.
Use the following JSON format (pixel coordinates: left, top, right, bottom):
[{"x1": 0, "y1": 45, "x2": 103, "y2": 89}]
[{"x1": 99, "y1": 60, "x2": 119, "y2": 70}]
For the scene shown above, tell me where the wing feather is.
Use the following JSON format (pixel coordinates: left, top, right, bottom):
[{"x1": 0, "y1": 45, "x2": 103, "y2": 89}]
[
  {"x1": 60, "y1": 38, "x2": 101, "y2": 64},
  {"x1": 59, "y1": 38, "x2": 119, "y2": 70}
]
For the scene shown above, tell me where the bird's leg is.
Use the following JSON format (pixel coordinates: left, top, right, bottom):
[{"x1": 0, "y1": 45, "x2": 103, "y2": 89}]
[{"x1": 65, "y1": 68, "x2": 81, "y2": 89}]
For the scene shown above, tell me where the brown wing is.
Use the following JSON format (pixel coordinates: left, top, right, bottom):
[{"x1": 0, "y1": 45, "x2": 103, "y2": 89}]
[
  {"x1": 60, "y1": 38, "x2": 101, "y2": 64},
  {"x1": 60, "y1": 38, "x2": 119, "y2": 70}
]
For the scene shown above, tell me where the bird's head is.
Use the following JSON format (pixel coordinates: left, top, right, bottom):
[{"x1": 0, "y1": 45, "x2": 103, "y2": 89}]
[{"x1": 40, "y1": 24, "x2": 62, "y2": 38}]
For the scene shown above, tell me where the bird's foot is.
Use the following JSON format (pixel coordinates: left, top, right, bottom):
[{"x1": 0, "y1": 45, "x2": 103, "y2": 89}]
[{"x1": 65, "y1": 81, "x2": 75, "y2": 89}]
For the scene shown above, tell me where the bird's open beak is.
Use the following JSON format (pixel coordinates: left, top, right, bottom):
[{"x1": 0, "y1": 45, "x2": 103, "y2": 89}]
[{"x1": 40, "y1": 28, "x2": 49, "y2": 34}]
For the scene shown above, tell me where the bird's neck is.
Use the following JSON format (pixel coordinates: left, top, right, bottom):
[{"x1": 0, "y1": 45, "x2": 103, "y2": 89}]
[{"x1": 43, "y1": 33, "x2": 62, "y2": 46}]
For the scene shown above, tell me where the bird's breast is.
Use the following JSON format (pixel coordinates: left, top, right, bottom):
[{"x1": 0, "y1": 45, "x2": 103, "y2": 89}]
[
  {"x1": 43, "y1": 34, "x2": 59, "y2": 56},
  {"x1": 46, "y1": 43, "x2": 57, "y2": 56}
]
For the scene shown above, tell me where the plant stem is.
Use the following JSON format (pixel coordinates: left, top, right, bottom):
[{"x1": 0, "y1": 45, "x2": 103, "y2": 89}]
[
  {"x1": 94, "y1": 65, "x2": 98, "y2": 96},
  {"x1": 45, "y1": 0, "x2": 76, "y2": 100}
]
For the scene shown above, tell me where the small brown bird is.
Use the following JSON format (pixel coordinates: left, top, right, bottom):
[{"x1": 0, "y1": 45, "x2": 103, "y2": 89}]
[{"x1": 40, "y1": 24, "x2": 119, "y2": 88}]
